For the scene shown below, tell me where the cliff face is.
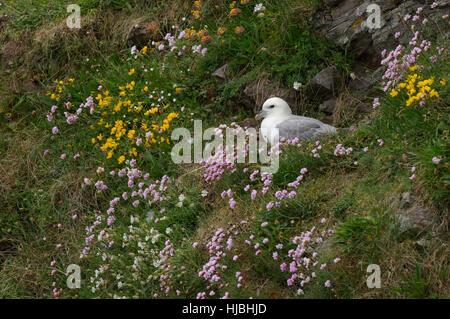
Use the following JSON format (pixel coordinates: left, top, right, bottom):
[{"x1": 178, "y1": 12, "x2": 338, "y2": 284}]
[{"x1": 313, "y1": 0, "x2": 449, "y2": 67}]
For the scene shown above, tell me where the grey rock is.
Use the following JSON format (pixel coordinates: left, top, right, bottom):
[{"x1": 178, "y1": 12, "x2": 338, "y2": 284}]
[
  {"x1": 313, "y1": 0, "x2": 450, "y2": 68},
  {"x1": 243, "y1": 77, "x2": 300, "y2": 113},
  {"x1": 307, "y1": 66, "x2": 341, "y2": 97},
  {"x1": 212, "y1": 64, "x2": 229, "y2": 80},
  {"x1": 127, "y1": 20, "x2": 160, "y2": 47},
  {"x1": 319, "y1": 98, "x2": 337, "y2": 114},
  {"x1": 349, "y1": 63, "x2": 376, "y2": 92},
  {"x1": 397, "y1": 204, "x2": 435, "y2": 238},
  {"x1": 400, "y1": 191, "x2": 415, "y2": 209}
]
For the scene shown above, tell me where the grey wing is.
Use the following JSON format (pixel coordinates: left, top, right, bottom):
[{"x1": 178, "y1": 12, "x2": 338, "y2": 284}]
[{"x1": 275, "y1": 117, "x2": 321, "y2": 141}]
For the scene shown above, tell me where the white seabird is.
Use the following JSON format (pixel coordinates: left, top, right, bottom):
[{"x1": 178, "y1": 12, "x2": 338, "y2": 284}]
[{"x1": 255, "y1": 97, "x2": 337, "y2": 144}]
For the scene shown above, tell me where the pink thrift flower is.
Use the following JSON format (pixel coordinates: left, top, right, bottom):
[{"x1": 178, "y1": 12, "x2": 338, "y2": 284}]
[
  {"x1": 229, "y1": 198, "x2": 236, "y2": 209},
  {"x1": 289, "y1": 261, "x2": 297, "y2": 273}
]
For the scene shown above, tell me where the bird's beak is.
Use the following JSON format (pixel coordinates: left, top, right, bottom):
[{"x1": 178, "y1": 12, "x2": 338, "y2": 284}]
[{"x1": 255, "y1": 110, "x2": 267, "y2": 120}]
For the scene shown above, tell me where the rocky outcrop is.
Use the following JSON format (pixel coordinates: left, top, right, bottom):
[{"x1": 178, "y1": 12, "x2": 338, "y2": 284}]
[
  {"x1": 312, "y1": 0, "x2": 449, "y2": 67},
  {"x1": 211, "y1": 64, "x2": 230, "y2": 81},
  {"x1": 307, "y1": 66, "x2": 341, "y2": 98},
  {"x1": 127, "y1": 20, "x2": 161, "y2": 47},
  {"x1": 396, "y1": 192, "x2": 438, "y2": 239},
  {"x1": 241, "y1": 77, "x2": 301, "y2": 113},
  {"x1": 319, "y1": 98, "x2": 337, "y2": 114}
]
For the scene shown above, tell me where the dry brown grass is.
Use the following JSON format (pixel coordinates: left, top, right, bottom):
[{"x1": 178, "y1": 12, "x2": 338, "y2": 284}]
[
  {"x1": 0, "y1": 128, "x2": 46, "y2": 205},
  {"x1": 0, "y1": 126, "x2": 100, "y2": 297}
]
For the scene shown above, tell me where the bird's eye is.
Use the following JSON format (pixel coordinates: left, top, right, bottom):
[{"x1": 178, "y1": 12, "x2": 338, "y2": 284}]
[{"x1": 269, "y1": 105, "x2": 275, "y2": 108}]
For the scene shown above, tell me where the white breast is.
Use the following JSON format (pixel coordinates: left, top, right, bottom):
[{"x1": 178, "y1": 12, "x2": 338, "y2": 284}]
[{"x1": 261, "y1": 117, "x2": 286, "y2": 144}]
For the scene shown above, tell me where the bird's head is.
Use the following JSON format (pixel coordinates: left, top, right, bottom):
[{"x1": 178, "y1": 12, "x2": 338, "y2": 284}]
[{"x1": 255, "y1": 97, "x2": 292, "y2": 120}]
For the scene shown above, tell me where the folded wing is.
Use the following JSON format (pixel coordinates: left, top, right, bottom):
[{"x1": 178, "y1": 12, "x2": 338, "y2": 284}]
[{"x1": 275, "y1": 115, "x2": 335, "y2": 141}]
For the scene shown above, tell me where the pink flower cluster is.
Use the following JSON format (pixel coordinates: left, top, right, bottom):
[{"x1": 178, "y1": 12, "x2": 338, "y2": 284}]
[{"x1": 278, "y1": 223, "x2": 337, "y2": 294}]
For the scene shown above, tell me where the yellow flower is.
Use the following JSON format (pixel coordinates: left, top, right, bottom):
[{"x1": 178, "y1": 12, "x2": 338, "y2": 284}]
[
  {"x1": 240, "y1": 0, "x2": 249, "y2": 4},
  {"x1": 128, "y1": 68, "x2": 135, "y2": 76},
  {"x1": 353, "y1": 18, "x2": 364, "y2": 29},
  {"x1": 440, "y1": 79, "x2": 447, "y2": 86},
  {"x1": 430, "y1": 90, "x2": 439, "y2": 98},
  {"x1": 118, "y1": 155, "x2": 125, "y2": 164},
  {"x1": 192, "y1": 10, "x2": 200, "y2": 19},
  {"x1": 175, "y1": 87, "x2": 182, "y2": 93},
  {"x1": 140, "y1": 46, "x2": 148, "y2": 55},
  {"x1": 217, "y1": 27, "x2": 227, "y2": 35},
  {"x1": 129, "y1": 148, "x2": 137, "y2": 157},
  {"x1": 230, "y1": 8, "x2": 241, "y2": 17},
  {"x1": 409, "y1": 65, "x2": 418, "y2": 72},
  {"x1": 198, "y1": 30, "x2": 208, "y2": 38},
  {"x1": 193, "y1": 0, "x2": 201, "y2": 8},
  {"x1": 113, "y1": 100, "x2": 122, "y2": 112},
  {"x1": 390, "y1": 90, "x2": 399, "y2": 97}
]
